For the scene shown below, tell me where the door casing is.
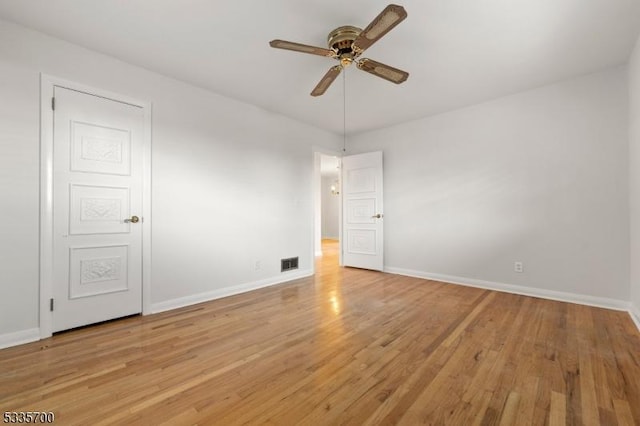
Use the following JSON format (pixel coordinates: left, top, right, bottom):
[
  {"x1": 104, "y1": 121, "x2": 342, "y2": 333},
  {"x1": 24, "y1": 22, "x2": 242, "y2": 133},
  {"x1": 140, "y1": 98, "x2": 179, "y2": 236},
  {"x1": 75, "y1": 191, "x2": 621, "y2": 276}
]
[{"x1": 39, "y1": 74, "x2": 152, "y2": 338}]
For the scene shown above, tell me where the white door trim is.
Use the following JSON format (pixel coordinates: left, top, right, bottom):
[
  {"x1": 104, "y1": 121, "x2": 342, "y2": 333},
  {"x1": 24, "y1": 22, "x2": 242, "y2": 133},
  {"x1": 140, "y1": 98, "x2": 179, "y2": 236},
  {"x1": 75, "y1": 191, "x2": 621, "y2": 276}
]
[{"x1": 39, "y1": 74, "x2": 152, "y2": 338}]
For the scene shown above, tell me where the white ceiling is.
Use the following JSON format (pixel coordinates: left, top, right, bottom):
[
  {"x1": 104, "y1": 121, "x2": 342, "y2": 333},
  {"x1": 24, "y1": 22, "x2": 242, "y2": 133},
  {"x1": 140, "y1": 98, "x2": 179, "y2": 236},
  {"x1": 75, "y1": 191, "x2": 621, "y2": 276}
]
[{"x1": 1, "y1": 0, "x2": 639, "y2": 135}]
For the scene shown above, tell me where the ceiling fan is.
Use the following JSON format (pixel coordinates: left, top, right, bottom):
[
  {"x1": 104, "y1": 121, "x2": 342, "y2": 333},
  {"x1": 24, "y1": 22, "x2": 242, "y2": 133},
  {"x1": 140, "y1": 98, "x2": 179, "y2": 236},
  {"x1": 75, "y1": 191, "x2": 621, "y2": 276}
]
[{"x1": 269, "y1": 4, "x2": 409, "y2": 96}]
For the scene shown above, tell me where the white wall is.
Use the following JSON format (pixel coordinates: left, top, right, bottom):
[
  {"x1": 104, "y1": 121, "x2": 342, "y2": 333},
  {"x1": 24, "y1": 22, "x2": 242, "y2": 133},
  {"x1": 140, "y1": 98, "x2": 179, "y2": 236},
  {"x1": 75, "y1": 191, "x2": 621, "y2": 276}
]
[
  {"x1": 630, "y1": 36, "x2": 640, "y2": 323},
  {"x1": 0, "y1": 19, "x2": 341, "y2": 341},
  {"x1": 0, "y1": 59, "x2": 40, "y2": 338},
  {"x1": 321, "y1": 175, "x2": 340, "y2": 239},
  {"x1": 348, "y1": 67, "x2": 630, "y2": 305}
]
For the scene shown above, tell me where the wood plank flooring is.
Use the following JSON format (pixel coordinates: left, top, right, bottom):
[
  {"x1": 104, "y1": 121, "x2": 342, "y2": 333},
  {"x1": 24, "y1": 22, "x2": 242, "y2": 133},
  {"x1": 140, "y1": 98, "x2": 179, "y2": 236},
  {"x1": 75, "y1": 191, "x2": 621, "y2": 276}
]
[{"x1": 1, "y1": 239, "x2": 639, "y2": 425}]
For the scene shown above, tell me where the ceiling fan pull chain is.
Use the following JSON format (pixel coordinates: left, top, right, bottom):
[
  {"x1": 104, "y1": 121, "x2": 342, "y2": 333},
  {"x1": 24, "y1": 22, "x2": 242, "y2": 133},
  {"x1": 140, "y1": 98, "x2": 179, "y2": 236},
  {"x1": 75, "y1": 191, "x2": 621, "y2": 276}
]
[{"x1": 343, "y1": 69, "x2": 347, "y2": 153}]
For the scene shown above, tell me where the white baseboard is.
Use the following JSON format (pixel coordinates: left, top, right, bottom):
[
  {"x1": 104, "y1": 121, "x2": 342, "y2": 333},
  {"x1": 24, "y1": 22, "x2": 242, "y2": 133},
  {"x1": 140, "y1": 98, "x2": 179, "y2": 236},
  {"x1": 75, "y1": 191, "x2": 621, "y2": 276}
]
[
  {"x1": 384, "y1": 267, "x2": 629, "y2": 312},
  {"x1": 0, "y1": 328, "x2": 40, "y2": 350},
  {"x1": 315, "y1": 250, "x2": 323, "y2": 257},
  {"x1": 630, "y1": 304, "x2": 640, "y2": 332},
  {"x1": 151, "y1": 269, "x2": 313, "y2": 314}
]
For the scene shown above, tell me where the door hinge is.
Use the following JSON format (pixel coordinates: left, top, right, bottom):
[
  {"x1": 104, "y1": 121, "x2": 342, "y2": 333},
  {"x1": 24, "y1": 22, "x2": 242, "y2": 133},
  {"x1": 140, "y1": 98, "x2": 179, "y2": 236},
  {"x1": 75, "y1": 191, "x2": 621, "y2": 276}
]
[
  {"x1": 50, "y1": 298, "x2": 54, "y2": 312},
  {"x1": 51, "y1": 97, "x2": 55, "y2": 111}
]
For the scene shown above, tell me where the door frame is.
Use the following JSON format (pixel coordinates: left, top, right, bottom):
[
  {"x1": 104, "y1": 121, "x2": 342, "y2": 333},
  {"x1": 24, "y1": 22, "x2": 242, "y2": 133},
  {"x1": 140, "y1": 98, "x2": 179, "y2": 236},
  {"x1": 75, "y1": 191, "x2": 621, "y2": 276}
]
[
  {"x1": 312, "y1": 146, "x2": 343, "y2": 271},
  {"x1": 39, "y1": 74, "x2": 152, "y2": 338}
]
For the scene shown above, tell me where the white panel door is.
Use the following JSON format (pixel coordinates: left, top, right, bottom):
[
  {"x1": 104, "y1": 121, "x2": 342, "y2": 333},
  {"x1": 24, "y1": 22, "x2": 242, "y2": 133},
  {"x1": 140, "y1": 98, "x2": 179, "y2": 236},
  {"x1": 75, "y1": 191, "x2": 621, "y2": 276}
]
[
  {"x1": 52, "y1": 86, "x2": 144, "y2": 332},
  {"x1": 342, "y1": 151, "x2": 384, "y2": 271}
]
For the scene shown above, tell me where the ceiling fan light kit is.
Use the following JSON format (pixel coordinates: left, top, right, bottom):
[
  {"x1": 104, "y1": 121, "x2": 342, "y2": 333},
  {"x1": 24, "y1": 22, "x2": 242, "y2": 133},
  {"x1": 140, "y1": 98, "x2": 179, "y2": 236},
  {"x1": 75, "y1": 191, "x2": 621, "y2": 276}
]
[{"x1": 269, "y1": 4, "x2": 409, "y2": 96}]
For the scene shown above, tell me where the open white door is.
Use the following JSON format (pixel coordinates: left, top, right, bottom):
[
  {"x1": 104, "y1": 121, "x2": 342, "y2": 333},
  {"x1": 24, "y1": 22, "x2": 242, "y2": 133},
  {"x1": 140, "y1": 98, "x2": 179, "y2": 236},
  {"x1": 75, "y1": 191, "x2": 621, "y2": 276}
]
[{"x1": 342, "y1": 151, "x2": 384, "y2": 271}]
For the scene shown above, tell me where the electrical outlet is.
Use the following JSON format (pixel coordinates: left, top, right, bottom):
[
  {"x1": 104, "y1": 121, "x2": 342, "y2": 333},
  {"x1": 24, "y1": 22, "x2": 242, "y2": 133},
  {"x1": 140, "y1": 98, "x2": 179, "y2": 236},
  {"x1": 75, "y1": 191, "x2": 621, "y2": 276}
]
[
  {"x1": 514, "y1": 262, "x2": 524, "y2": 273},
  {"x1": 255, "y1": 261, "x2": 261, "y2": 271}
]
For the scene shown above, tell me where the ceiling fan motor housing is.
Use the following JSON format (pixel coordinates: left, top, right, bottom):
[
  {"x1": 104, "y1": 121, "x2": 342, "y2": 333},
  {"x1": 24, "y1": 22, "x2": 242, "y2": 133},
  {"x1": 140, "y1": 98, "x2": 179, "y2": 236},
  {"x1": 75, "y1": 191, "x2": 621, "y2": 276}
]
[{"x1": 328, "y1": 26, "x2": 362, "y2": 65}]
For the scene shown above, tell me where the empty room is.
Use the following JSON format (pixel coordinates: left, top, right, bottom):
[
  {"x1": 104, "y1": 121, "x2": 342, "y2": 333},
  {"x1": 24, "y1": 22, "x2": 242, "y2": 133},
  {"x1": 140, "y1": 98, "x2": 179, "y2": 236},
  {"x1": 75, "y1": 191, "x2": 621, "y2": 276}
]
[{"x1": 1, "y1": 0, "x2": 640, "y2": 424}]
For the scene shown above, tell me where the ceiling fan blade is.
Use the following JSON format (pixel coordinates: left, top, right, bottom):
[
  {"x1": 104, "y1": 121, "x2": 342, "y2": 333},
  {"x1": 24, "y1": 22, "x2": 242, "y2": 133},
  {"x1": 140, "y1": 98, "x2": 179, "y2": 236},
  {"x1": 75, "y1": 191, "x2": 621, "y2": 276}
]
[
  {"x1": 269, "y1": 39, "x2": 336, "y2": 58},
  {"x1": 352, "y1": 4, "x2": 407, "y2": 53},
  {"x1": 357, "y1": 58, "x2": 409, "y2": 84},
  {"x1": 311, "y1": 65, "x2": 342, "y2": 96}
]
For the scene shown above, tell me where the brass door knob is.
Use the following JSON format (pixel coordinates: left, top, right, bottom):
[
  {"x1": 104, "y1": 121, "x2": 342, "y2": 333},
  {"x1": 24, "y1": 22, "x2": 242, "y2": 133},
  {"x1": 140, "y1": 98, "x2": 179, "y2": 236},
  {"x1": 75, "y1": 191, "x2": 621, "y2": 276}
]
[
  {"x1": 125, "y1": 216, "x2": 140, "y2": 223},
  {"x1": 372, "y1": 214, "x2": 384, "y2": 219}
]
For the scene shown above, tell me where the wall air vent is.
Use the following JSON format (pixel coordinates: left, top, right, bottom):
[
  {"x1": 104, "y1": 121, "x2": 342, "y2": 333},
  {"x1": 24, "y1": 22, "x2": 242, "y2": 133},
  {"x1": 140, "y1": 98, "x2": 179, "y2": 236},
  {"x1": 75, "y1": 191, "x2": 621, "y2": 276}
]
[{"x1": 281, "y1": 257, "x2": 299, "y2": 272}]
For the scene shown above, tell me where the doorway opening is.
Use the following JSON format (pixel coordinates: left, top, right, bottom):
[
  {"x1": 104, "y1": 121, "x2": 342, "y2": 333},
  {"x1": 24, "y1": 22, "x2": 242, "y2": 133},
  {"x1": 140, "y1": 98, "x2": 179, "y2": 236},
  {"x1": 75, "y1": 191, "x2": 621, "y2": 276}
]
[{"x1": 314, "y1": 151, "x2": 342, "y2": 267}]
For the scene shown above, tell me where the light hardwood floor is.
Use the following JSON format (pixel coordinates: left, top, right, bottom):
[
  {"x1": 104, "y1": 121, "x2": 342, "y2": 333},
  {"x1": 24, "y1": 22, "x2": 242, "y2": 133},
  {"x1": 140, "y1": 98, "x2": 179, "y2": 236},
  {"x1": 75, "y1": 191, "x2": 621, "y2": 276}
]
[{"x1": 1, "y1": 239, "x2": 639, "y2": 425}]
